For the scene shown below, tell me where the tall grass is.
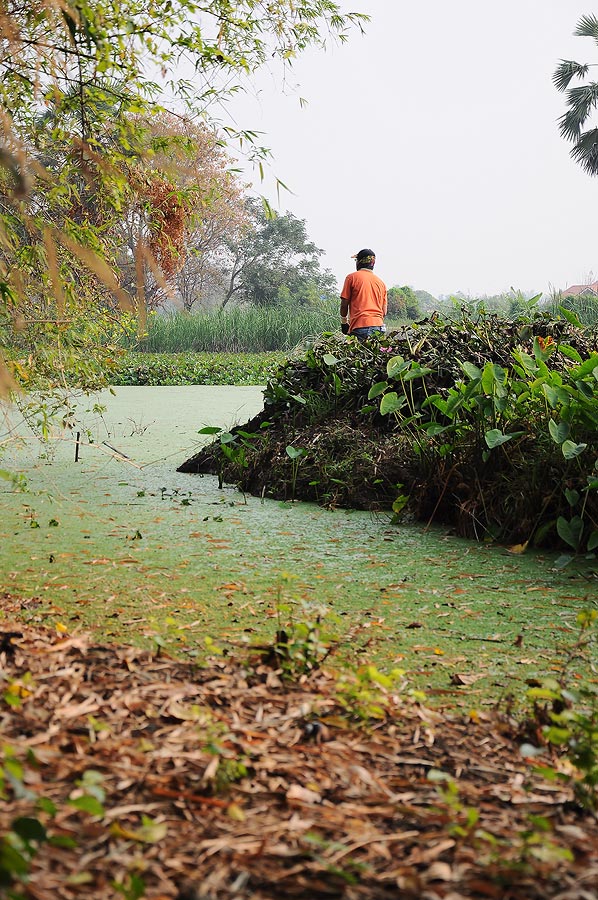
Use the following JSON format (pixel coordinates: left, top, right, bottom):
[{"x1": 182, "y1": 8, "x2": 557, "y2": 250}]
[
  {"x1": 544, "y1": 295, "x2": 598, "y2": 325},
  {"x1": 129, "y1": 306, "x2": 339, "y2": 353}
]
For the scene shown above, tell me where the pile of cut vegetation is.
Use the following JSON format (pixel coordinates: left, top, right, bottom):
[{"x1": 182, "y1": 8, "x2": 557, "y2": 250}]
[
  {"x1": 179, "y1": 313, "x2": 598, "y2": 552},
  {"x1": 2, "y1": 623, "x2": 598, "y2": 899}
]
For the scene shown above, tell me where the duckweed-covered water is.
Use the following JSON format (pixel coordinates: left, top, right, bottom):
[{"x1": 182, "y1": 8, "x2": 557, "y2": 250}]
[{"x1": 1, "y1": 386, "x2": 596, "y2": 706}]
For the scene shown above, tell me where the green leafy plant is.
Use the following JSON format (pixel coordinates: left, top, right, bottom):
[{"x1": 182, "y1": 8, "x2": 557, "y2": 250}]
[
  {"x1": 68, "y1": 770, "x2": 106, "y2": 818},
  {"x1": 285, "y1": 445, "x2": 307, "y2": 500},
  {"x1": 523, "y1": 610, "x2": 598, "y2": 810},
  {"x1": 334, "y1": 665, "x2": 407, "y2": 724},
  {"x1": 113, "y1": 873, "x2": 146, "y2": 900},
  {"x1": 0, "y1": 816, "x2": 48, "y2": 894}
]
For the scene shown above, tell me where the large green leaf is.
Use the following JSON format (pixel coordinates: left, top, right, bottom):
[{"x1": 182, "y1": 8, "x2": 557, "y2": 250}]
[
  {"x1": 481, "y1": 362, "x2": 506, "y2": 394},
  {"x1": 368, "y1": 381, "x2": 388, "y2": 400},
  {"x1": 557, "y1": 306, "x2": 583, "y2": 328},
  {"x1": 402, "y1": 365, "x2": 432, "y2": 381},
  {"x1": 556, "y1": 516, "x2": 583, "y2": 550},
  {"x1": 548, "y1": 419, "x2": 569, "y2": 444},
  {"x1": 557, "y1": 343, "x2": 582, "y2": 363},
  {"x1": 571, "y1": 353, "x2": 598, "y2": 378},
  {"x1": 484, "y1": 429, "x2": 520, "y2": 448},
  {"x1": 562, "y1": 439, "x2": 587, "y2": 459},
  {"x1": 386, "y1": 356, "x2": 409, "y2": 379},
  {"x1": 587, "y1": 529, "x2": 598, "y2": 552},
  {"x1": 512, "y1": 350, "x2": 537, "y2": 377},
  {"x1": 460, "y1": 361, "x2": 481, "y2": 380},
  {"x1": 379, "y1": 392, "x2": 405, "y2": 415}
]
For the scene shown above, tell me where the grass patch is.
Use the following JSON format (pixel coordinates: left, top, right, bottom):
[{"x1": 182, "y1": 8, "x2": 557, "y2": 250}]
[{"x1": 128, "y1": 306, "x2": 339, "y2": 353}]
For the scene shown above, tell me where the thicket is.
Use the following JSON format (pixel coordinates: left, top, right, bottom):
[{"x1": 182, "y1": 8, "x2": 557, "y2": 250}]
[{"x1": 179, "y1": 312, "x2": 598, "y2": 556}]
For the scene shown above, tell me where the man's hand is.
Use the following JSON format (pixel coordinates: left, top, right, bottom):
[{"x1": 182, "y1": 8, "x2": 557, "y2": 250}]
[{"x1": 341, "y1": 322, "x2": 349, "y2": 335}]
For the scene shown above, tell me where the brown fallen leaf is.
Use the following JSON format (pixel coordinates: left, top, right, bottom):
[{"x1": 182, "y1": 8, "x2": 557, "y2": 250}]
[
  {"x1": 286, "y1": 784, "x2": 322, "y2": 805},
  {"x1": 449, "y1": 673, "x2": 485, "y2": 686}
]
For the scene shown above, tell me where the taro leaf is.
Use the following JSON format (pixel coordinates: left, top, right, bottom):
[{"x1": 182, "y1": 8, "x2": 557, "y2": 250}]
[
  {"x1": 556, "y1": 516, "x2": 583, "y2": 550},
  {"x1": 286, "y1": 445, "x2": 306, "y2": 460},
  {"x1": 426, "y1": 423, "x2": 449, "y2": 436},
  {"x1": 542, "y1": 385, "x2": 559, "y2": 408},
  {"x1": 322, "y1": 353, "x2": 338, "y2": 366},
  {"x1": 558, "y1": 306, "x2": 583, "y2": 328},
  {"x1": 386, "y1": 355, "x2": 409, "y2": 379},
  {"x1": 379, "y1": 392, "x2": 405, "y2": 416},
  {"x1": 576, "y1": 379, "x2": 595, "y2": 398},
  {"x1": 512, "y1": 350, "x2": 537, "y2": 376},
  {"x1": 557, "y1": 343, "x2": 582, "y2": 363},
  {"x1": 564, "y1": 488, "x2": 580, "y2": 508},
  {"x1": 368, "y1": 381, "x2": 388, "y2": 400},
  {"x1": 571, "y1": 353, "x2": 598, "y2": 379},
  {"x1": 562, "y1": 440, "x2": 587, "y2": 459},
  {"x1": 402, "y1": 365, "x2": 431, "y2": 381},
  {"x1": 481, "y1": 363, "x2": 506, "y2": 393},
  {"x1": 219, "y1": 432, "x2": 236, "y2": 445},
  {"x1": 587, "y1": 529, "x2": 598, "y2": 552},
  {"x1": 423, "y1": 394, "x2": 448, "y2": 414},
  {"x1": 460, "y1": 361, "x2": 482, "y2": 380},
  {"x1": 548, "y1": 419, "x2": 569, "y2": 444},
  {"x1": 484, "y1": 429, "x2": 518, "y2": 448}
]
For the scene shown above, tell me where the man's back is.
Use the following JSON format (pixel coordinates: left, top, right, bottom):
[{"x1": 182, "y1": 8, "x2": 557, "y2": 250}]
[{"x1": 341, "y1": 268, "x2": 387, "y2": 331}]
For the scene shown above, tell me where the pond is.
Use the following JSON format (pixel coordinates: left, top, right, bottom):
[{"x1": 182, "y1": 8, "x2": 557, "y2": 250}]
[{"x1": 0, "y1": 385, "x2": 595, "y2": 706}]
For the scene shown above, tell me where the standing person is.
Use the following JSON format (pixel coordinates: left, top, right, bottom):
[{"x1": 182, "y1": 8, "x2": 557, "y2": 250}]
[{"x1": 340, "y1": 248, "x2": 387, "y2": 342}]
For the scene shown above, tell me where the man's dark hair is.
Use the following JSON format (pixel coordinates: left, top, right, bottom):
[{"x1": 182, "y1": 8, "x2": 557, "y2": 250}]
[{"x1": 356, "y1": 248, "x2": 375, "y2": 270}]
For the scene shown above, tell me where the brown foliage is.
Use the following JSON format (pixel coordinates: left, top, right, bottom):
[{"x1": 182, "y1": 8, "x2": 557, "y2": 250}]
[{"x1": 1, "y1": 623, "x2": 598, "y2": 899}]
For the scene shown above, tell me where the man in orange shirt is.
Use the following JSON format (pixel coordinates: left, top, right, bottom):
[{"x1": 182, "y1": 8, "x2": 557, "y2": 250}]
[{"x1": 340, "y1": 248, "x2": 387, "y2": 341}]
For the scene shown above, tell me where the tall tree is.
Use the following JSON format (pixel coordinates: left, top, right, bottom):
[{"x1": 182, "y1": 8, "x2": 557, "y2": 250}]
[
  {"x1": 221, "y1": 201, "x2": 337, "y2": 308},
  {"x1": 115, "y1": 113, "x2": 249, "y2": 310},
  {"x1": 387, "y1": 285, "x2": 422, "y2": 321},
  {"x1": 554, "y1": 14, "x2": 598, "y2": 174}
]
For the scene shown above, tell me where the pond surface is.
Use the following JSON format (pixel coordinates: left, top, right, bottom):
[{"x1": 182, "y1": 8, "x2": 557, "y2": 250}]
[{"x1": 1, "y1": 385, "x2": 596, "y2": 706}]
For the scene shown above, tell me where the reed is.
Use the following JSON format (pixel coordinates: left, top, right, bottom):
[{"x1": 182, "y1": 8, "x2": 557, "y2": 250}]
[{"x1": 129, "y1": 306, "x2": 339, "y2": 353}]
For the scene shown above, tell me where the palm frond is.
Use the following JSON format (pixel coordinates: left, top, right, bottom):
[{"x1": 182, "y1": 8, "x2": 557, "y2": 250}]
[
  {"x1": 558, "y1": 82, "x2": 598, "y2": 140},
  {"x1": 575, "y1": 13, "x2": 598, "y2": 41},
  {"x1": 553, "y1": 59, "x2": 589, "y2": 92},
  {"x1": 570, "y1": 127, "x2": 598, "y2": 175}
]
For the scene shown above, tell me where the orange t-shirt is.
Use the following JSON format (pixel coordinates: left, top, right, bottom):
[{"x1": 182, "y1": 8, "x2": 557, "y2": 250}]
[{"x1": 340, "y1": 269, "x2": 387, "y2": 330}]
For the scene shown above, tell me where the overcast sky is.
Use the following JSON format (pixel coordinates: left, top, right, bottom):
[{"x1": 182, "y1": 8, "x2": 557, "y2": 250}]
[{"x1": 222, "y1": 0, "x2": 598, "y2": 298}]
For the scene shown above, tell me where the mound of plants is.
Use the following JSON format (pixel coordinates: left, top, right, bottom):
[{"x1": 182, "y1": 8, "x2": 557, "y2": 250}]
[{"x1": 178, "y1": 312, "x2": 598, "y2": 554}]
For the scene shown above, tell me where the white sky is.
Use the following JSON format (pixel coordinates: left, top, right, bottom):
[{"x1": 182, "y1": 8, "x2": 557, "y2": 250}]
[{"x1": 222, "y1": 0, "x2": 598, "y2": 298}]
